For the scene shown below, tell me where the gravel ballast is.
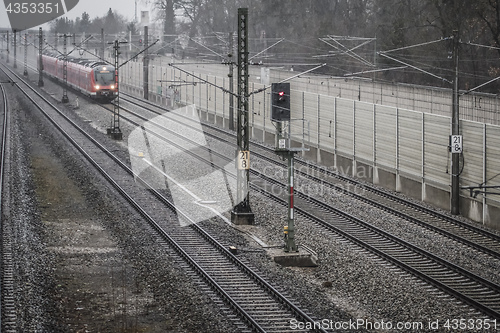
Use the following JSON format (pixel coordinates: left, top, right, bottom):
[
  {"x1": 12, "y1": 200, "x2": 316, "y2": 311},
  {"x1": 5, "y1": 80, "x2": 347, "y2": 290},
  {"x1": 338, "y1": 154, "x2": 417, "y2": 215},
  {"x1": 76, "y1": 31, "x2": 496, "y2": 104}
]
[{"x1": 2, "y1": 61, "x2": 497, "y2": 332}]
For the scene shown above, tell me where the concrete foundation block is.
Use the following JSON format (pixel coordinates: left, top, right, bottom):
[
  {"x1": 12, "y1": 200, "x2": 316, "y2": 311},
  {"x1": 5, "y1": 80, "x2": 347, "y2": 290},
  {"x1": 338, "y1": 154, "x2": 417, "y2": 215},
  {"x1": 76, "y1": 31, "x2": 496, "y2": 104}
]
[{"x1": 269, "y1": 247, "x2": 318, "y2": 267}]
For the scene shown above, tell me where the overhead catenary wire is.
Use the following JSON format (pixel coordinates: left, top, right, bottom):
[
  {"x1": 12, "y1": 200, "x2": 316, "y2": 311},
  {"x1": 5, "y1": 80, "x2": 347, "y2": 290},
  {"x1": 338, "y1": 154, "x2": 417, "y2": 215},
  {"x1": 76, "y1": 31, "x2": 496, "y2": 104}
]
[
  {"x1": 189, "y1": 37, "x2": 227, "y2": 60},
  {"x1": 248, "y1": 63, "x2": 326, "y2": 96},
  {"x1": 380, "y1": 36, "x2": 453, "y2": 54},
  {"x1": 249, "y1": 38, "x2": 285, "y2": 61},
  {"x1": 128, "y1": 27, "x2": 500, "y2": 96},
  {"x1": 378, "y1": 52, "x2": 453, "y2": 84},
  {"x1": 319, "y1": 37, "x2": 375, "y2": 67},
  {"x1": 343, "y1": 66, "x2": 408, "y2": 77},
  {"x1": 169, "y1": 63, "x2": 238, "y2": 97},
  {"x1": 461, "y1": 41, "x2": 500, "y2": 51}
]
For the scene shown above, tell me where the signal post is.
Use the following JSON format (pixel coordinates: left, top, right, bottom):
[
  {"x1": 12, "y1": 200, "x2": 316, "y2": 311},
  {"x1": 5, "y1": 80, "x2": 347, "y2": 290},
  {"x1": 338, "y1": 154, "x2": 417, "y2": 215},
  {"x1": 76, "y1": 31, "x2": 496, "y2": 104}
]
[
  {"x1": 38, "y1": 28, "x2": 44, "y2": 87},
  {"x1": 271, "y1": 82, "x2": 299, "y2": 252},
  {"x1": 270, "y1": 83, "x2": 317, "y2": 266}
]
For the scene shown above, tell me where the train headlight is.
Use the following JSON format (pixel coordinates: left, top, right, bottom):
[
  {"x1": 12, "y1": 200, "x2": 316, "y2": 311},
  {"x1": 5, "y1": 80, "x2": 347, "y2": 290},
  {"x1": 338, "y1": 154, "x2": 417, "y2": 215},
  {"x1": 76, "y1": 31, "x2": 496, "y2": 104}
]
[
  {"x1": 110, "y1": 85, "x2": 115, "y2": 90},
  {"x1": 95, "y1": 85, "x2": 100, "y2": 90}
]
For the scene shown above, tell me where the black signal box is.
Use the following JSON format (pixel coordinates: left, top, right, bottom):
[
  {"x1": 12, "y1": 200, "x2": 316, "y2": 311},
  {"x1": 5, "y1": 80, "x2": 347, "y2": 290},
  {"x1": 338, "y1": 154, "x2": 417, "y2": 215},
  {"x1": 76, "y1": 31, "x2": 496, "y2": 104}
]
[{"x1": 271, "y1": 82, "x2": 291, "y2": 121}]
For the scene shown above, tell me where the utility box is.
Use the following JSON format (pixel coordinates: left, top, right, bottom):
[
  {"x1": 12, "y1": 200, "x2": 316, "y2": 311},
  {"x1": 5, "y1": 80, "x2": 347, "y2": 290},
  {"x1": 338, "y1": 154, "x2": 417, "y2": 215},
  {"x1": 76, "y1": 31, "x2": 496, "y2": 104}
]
[{"x1": 271, "y1": 82, "x2": 290, "y2": 121}]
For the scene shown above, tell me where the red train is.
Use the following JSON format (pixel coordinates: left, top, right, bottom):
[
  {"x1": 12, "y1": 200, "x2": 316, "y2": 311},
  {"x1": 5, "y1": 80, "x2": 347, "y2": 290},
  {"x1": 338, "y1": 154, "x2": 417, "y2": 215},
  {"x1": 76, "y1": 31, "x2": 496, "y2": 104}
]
[{"x1": 42, "y1": 53, "x2": 118, "y2": 102}]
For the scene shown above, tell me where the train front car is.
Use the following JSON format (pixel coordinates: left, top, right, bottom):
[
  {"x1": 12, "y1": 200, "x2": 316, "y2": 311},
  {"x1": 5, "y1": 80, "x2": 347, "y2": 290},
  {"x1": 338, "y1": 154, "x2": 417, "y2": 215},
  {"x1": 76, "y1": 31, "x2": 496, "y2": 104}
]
[{"x1": 91, "y1": 65, "x2": 118, "y2": 102}]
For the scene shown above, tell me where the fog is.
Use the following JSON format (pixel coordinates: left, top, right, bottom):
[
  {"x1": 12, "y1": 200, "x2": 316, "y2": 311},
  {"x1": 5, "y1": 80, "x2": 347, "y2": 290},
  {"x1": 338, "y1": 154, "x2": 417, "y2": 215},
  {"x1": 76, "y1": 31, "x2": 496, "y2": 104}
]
[{"x1": 0, "y1": 0, "x2": 148, "y2": 30}]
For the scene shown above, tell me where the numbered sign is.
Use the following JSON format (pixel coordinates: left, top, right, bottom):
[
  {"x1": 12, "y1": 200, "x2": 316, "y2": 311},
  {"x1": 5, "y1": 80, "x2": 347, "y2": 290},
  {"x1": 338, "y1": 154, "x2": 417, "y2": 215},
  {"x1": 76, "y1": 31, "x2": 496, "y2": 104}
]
[
  {"x1": 451, "y1": 135, "x2": 463, "y2": 154},
  {"x1": 238, "y1": 150, "x2": 250, "y2": 170},
  {"x1": 278, "y1": 139, "x2": 286, "y2": 149}
]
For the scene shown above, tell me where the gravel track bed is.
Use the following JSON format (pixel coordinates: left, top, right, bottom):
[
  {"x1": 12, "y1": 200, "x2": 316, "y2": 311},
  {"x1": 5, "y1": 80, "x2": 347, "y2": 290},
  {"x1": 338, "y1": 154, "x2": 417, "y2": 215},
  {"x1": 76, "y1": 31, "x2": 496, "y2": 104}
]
[
  {"x1": 2, "y1": 66, "x2": 236, "y2": 332},
  {"x1": 5, "y1": 63, "x2": 497, "y2": 331},
  {"x1": 3, "y1": 82, "x2": 54, "y2": 332},
  {"x1": 249, "y1": 156, "x2": 500, "y2": 286},
  {"x1": 115, "y1": 99, "x2": 490, "y2": 326},
  {"x1": 190, "y1": 118, "x2": 500, "y2": 288},
  {"x1": 204, "y1": 193, "x2": 484, "y2": 329}
]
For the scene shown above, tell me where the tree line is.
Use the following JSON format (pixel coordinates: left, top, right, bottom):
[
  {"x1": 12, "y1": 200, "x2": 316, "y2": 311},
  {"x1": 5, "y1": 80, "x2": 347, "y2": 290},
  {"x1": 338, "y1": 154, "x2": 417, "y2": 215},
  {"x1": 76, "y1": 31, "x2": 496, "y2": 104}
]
[
  {"x1": 50, "y1": 1, "x2": 500, "y2": 92},
  {"x1": 50, "y1": 8, "x2": 136, "y2": 36}
]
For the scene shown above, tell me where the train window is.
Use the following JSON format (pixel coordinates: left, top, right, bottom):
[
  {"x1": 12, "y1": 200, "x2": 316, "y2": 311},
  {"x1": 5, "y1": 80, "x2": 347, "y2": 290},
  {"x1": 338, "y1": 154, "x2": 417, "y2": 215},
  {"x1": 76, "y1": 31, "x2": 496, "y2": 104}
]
[{"x1": 95, "y1": 70, "x2": 115, "y2": 84}]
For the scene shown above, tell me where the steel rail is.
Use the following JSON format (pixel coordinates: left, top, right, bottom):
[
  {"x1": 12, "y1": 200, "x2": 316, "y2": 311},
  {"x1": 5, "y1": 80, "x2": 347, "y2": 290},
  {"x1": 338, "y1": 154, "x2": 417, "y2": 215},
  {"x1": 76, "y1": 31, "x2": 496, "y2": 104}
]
[
  {"x1": 0, "y1": 74, "x2": 6, "y2": 333},
  {"x1": 251, "y1": 173, "x2": 500, "y2": 320},
  {"x1": 119, "y1": 93, "x2": 500, "y2": 260},
  {"x1": 0, "y1": 72, "x2": 18, "y2": 332},
  {"x1": 0, "y1": 65, "x2": 270, "y2": 333},
  {"x1": 114, "y1": 95, "x2": 500, "y2": 319},
  {"x1": 2, "y1": 64, "x2": 327, "y2": 333}
]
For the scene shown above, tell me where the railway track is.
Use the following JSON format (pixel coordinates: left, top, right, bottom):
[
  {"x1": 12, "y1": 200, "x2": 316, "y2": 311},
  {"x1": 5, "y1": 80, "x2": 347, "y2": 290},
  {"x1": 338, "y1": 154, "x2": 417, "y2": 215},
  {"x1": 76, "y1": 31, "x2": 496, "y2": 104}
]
[
  {"x1": 114, "y1": 94, "x2": 500, "y2": 320},
  {"x1": 119, "y1": 94, "x2": 500, "y2": 260},
  {"x1": 1, "y1": 64, "x2": 329, "y2": 333},
  {"x1": 15, "y1": 53, "x2": 500, "y2": 258},
  {"x1": 254, "y1": 174, "x2": 500, "y2": 320},
  {"x1": 0, "y1": 76, "x2": 17, "y2": 332},
  {"x1": 14, "y1": 60, "x2": 500, "y2": 321}
]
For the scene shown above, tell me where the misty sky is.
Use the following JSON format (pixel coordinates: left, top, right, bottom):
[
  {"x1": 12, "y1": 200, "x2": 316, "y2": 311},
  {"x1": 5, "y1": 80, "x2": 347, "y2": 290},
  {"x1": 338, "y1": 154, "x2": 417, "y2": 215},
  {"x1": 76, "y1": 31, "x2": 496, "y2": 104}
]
[{"x1": 1, "y1": 0, "x2": 150, "y2": 30}]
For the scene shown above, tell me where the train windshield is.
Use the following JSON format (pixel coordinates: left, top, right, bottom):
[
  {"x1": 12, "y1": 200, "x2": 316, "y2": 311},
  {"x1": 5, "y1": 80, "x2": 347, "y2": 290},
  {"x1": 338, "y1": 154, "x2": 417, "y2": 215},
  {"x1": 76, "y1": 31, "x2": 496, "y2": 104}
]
[{"x1": 95, "y1": 69, "x2": 115, "y2": 85}]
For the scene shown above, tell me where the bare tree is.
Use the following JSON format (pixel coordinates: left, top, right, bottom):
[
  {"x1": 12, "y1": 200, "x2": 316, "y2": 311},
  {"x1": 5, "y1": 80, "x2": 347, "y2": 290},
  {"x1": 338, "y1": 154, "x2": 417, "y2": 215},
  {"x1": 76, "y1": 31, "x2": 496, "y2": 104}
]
[
  {"x1": 476, "y1": 0, "x2": 500, "y2": 54},
  {"x1": 152, "y1": 0, "x2": 176, "y2": 35}
]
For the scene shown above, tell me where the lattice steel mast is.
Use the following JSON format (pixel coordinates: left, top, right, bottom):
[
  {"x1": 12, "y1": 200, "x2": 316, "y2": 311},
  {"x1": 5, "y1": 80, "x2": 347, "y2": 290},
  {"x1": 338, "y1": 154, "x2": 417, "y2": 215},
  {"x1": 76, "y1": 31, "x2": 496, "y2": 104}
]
[{"x1": 231, "y1": 8, "x2": 254, "y2": 225}]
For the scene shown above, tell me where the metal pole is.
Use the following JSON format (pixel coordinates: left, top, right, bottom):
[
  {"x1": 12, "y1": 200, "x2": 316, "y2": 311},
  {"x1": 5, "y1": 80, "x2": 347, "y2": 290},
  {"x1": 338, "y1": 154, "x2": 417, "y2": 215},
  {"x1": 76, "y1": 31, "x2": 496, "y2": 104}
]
[
  {"x1": 23, "y1": 33, "x2": 28, "y2": 76},
  {"x1": 237, "y1": 8, "x2": 248, "y2": 209},
  {"x1": 61, "y1": 34, "x2": 69, "y2": 103},
  {"x1": 451, "y1": 30, "x2": 460, "y2": 215},
  {"x1": 231, "y1": 8, "x2": 254, "y2": 225},
  {"x1": 228, "y1": 32, "x2": 234, "y2": 131},
  {"x1": 101, "y1": 28, "x2": 105, "y2": 60},
  {"x1": 6, "y1": 32, "x2": 9, "y2": 63},
  {"x1": 38, "y1": 28, "x2": 44, "y2": 87},
  {"x1": 113, "y1": 40, "x2": 120, "y2": 132},
  {"x1": 83, "y1": 32, "x2": 88, "y2": 54},
  {"x1": 143, "y1": 26, "x2": 149, "y2": 100},
  {"x1": 275, "y1": 122, "x2": 298, "y2": 252},
  {"x1": 284, "y1": 151, "x2": 298, "y2": 252},
  {"x1": 13, "y1": 30, "x2": 17, "y2": 69},
  {"x1": 109, "y1": 40, "x2": 122, "y2": 140},
  {"x1": 135, "y1": 0, "x2": 138, "y2": 23}
]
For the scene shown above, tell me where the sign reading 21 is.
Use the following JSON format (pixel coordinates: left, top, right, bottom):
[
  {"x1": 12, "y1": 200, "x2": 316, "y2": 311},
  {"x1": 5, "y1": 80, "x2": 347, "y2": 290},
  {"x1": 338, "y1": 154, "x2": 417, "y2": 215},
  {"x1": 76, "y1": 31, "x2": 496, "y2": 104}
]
[{"x1": 3, "y1": 0, "x2": 79, "y2": 31}]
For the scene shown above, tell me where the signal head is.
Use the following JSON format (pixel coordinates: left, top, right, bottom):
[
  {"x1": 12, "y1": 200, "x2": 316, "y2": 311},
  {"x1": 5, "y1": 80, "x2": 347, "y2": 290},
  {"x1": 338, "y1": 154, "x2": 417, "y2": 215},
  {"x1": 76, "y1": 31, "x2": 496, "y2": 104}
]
[{"x1": 271, "y1": 82, "x2": 291, "y2": 121}]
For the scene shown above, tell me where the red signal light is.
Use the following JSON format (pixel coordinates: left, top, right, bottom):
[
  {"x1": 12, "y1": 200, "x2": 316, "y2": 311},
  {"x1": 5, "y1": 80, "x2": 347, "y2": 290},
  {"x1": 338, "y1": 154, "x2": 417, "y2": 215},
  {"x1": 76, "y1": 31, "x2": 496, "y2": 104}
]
[{"x1": 271, "y1": 82, "x2": 290, "y2": 121}]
